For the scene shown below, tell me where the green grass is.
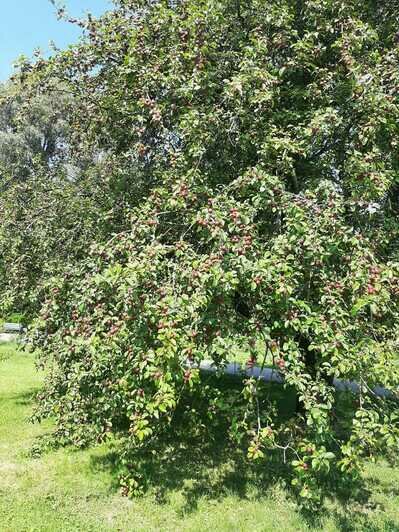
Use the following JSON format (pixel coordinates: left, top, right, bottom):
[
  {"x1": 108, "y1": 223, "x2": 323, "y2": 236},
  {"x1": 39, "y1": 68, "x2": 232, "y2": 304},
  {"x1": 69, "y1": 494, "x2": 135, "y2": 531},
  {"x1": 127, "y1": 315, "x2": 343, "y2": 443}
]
[{"x1": 1, "y1": 344, "x2": 399, "y2": 532}]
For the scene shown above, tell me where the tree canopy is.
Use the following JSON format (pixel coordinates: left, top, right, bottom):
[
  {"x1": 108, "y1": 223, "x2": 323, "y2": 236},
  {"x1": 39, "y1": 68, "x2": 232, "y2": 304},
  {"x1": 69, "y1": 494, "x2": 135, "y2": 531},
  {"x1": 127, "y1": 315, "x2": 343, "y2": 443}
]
[{"x1": 2, "y1": 0, "x2": 399, "y2": 509}]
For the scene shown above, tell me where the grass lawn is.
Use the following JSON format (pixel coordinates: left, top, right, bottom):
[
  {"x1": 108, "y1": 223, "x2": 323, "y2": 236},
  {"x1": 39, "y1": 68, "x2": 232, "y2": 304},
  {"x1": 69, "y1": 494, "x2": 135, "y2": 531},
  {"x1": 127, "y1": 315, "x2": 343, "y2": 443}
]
[{"x1": 1, "y1": 343, "x2": 399, "y2": 532}]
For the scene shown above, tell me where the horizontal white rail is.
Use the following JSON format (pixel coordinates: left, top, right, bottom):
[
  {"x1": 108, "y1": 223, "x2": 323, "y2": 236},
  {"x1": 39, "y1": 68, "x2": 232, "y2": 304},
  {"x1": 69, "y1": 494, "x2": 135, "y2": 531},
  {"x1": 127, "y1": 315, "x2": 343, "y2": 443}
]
[
  {"x1": 3, "y1": 323, "x2": 24, "y2": 333},
  {"x1": 186, "y1": 360, "x2": 394, "y2": 398}
]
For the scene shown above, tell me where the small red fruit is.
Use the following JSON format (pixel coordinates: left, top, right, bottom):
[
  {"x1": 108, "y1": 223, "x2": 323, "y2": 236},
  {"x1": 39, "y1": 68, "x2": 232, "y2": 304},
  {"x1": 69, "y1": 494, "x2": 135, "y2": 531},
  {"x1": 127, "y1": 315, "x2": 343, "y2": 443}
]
[
  {"x1": 276, "y1": 358, "x2": 285, "y2": 370},
  {"x1": 246, "y1": 355, "x2": 256, "y2": 368},
  {"x1": 367, "y1": 284, "x2": 376, "y2": 295}
]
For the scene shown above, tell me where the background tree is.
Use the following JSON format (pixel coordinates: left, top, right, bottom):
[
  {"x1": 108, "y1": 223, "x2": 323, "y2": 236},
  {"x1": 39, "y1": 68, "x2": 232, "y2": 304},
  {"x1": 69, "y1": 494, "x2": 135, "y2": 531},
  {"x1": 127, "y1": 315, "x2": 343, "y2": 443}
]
[{"x1": 0, "y1": 81, "x2": 69, "y2": 186}]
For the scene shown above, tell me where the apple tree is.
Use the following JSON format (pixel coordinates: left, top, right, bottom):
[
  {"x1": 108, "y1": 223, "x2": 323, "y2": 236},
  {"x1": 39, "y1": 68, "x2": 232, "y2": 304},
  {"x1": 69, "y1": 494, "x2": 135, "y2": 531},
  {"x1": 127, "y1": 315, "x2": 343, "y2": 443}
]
[{"x1": 26, "y1": 0, "x2": 399, "y2": 507}]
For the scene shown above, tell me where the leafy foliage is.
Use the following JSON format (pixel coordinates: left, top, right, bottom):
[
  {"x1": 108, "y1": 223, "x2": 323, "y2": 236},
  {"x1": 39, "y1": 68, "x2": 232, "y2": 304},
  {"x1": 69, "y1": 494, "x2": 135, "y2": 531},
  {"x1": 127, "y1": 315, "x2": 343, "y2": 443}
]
[{"x1": 9, "y1": 0, "x2": 399, "y2": 508}]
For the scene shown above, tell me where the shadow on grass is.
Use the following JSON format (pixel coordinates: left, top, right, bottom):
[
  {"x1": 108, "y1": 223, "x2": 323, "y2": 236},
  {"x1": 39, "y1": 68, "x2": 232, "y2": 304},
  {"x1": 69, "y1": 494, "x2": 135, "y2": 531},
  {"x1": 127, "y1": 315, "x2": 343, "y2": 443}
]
[
  {"x1": 19, "y1": 372, "x2": 397, "y2": 529},
  {"x1": 90, "y1": 433, "x2": 286, "y2": 513},
  {"x1": 328, "y1": 499, "x2": 399, "y2": 532},
  {"x1": 91, "y1": 436, "x2": 399, "y2": 530},
  {"x1": 0, "y1": 387, "x2": 40, "y2": 408},
  {"x1": 14, "y1": 389, "x2": 41, "y2": 406},
  {"x1": 90, "y1": 378, "x2": 294, "y2": 512},
  {"x1": 87, "y1": 378, "x2": 394, "y2": 529}
]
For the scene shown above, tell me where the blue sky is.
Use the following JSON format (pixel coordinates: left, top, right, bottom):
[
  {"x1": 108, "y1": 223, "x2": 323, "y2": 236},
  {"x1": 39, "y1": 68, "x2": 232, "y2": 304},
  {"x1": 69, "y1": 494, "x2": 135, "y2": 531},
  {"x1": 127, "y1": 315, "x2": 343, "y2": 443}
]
[{"x1": 0, "y1": 0, "x2": 112, "y2": 80}]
